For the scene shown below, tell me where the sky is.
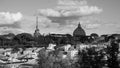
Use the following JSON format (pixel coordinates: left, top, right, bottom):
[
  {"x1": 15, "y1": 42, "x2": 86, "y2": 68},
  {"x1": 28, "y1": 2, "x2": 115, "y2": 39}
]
[{"x1": 0, "y1": 0, "x2": 120, "y2": 35}]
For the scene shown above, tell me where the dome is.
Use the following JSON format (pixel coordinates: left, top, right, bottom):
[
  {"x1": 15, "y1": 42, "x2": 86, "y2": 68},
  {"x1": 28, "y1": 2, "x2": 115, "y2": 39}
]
[{"x1": 73, "y1": 23, "x2": 86, "y2": 36}]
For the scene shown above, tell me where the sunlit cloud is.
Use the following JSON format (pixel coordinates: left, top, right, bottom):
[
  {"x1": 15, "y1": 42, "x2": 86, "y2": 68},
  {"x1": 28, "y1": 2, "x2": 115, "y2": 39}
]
[
  {"x1": 37, "y1": 0, "x2": 103, "y2": 34},
  {"x1": 38, "y1": 0, "x2": 102, "y2": 17},
  {"x1": 0, "y1": 0, "x2": 103, "y2": 35},
  {"x1": 0, "y1": 12, "x2": 23, "y2": 24}
]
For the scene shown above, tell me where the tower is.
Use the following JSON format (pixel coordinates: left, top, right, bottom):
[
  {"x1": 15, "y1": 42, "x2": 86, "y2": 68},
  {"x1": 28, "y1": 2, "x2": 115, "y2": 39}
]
[{"x1": 34, "y1": 16, "x2": 40, "y2": 37}]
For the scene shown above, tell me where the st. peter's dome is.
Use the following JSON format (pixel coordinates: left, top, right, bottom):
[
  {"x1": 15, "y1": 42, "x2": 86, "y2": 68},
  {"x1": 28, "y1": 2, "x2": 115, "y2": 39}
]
[{"x1": 73, "y1": 23, "x2": 86, "y2": 36}]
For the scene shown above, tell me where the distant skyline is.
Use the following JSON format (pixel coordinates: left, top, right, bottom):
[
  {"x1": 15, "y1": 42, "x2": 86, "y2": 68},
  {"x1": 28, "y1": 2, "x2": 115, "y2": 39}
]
[{"x1": 0, "y1": 0, "x2": 120, "y2": 35}]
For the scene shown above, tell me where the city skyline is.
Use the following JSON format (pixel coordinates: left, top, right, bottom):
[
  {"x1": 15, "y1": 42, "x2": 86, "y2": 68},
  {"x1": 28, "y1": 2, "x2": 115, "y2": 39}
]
[{"x1": 0, "y1": 0, "x2": 120, "y2": 35}]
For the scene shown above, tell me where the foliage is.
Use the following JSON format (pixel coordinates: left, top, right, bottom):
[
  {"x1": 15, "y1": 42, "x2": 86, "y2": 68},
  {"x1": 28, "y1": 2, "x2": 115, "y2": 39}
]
[
  {"x1": 36, "y1": 38, "x2": 120, "y2": 68},
  {"x1": 37, "y1": 48, "x2": 79, "y2": 68},
  {"x1": 13, "y1": 33, "x2": 34, "y2": 45}
]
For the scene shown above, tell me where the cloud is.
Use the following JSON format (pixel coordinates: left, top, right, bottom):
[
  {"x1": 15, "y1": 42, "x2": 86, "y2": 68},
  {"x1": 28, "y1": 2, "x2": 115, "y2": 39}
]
[
  {"x1": 17, "y1": 15, "x2": 61, "y2": 35},
  {"x1": 0, "y1": 0, "x2": 103, "y2": 35},
  {"x1": 58, "y1": 0, "x2": 87, "y2": 6},
  {"x1": 85, "y1": 24, "x2": 100, "y2": 29},
  {"x1": 38, "y1": 0, "x2": 102, "y2": 17},
  {"x1": 0, "y1": 22, "x2": 20, "y2": 28},
  {"x1": 39, "y1": 9, "x2": 61, "y2": 17},
  {"x1": 36, "y1": 0, "x2": 103, "y2": 34},
  {"x1": 0, "y1": 12, "x2": 25, "y2": 35},
  {"x1": 0, "y1": 12, "x2": 23, "y2": 24},
  {"x1": 0, "y1": 27, "x2": 25, "y2": 35},
  {"x1": 79, "y1": 17, "x2": 102, "y2": 29}
]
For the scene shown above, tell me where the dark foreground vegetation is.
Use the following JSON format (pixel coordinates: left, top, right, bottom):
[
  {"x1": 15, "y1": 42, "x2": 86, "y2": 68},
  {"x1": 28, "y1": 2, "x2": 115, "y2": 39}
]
[
  {"x1": 36, "y1": 39, "x2": 120, "y2": 68},
  {"x1": 0, "y1": 33, "x2": 120, "y2": 68}
]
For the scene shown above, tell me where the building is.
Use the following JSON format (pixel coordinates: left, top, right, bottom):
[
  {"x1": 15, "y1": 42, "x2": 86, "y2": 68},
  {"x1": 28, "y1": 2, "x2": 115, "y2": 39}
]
[
  {"x1": 44, "y1": 22, "x2": 88, "y2": 44},
  {"x1": 33, "y1": 21, "x2": 92, "y2": 45},
  {"x1": 73, "y1": 23, "x2": 86, "y2": 43},
  {"x1": 46, "y1": 33, "x2": 72, "y2": 44},
  {"x1": 73, "y1": 22, "x2": 86, "y2": 37},
  {"x1": 34, "y1": 16, "x2": 41, "y2": 38}
]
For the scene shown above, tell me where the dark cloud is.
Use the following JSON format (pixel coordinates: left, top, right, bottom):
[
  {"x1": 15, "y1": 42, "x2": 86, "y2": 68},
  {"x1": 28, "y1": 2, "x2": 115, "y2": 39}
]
[{"x1": 0, "y1": 22, "x2": 20, "y2": 28}]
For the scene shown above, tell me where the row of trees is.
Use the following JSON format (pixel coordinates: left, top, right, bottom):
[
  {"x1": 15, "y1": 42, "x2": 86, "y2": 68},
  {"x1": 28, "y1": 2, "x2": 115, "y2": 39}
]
[
  {"x1": 0, "y1": 33, "x2": 91, "y2": 47},
  {"x1": 0, "y1": 32, "x2": 119, "y2": 48}
]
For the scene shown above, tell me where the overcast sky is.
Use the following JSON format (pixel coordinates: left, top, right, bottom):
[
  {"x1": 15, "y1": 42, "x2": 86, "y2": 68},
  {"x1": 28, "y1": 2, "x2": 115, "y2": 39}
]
[{"x1": 0, "y1": 0, "x2": 120, "y2": 35}]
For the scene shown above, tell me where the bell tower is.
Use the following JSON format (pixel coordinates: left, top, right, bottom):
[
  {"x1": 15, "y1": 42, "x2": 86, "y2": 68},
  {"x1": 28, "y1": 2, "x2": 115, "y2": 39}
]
[{"x1": 34, "y1": 16, "x2": 40, "y2": 37}]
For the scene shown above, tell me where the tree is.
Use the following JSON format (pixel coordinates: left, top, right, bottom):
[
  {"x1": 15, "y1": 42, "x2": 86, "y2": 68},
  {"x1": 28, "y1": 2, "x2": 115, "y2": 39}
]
[
  {"x1": 0, "y1": 36, "x2": 6, "y2": 46},
  {"x1": 107, "y1": 39, "x2": 119, "y2": 68},
  {"x1": 13, "y1": 33, "x2": 34, "y2": 45},
  {"x1": 34, "y1": 35, "x2": 45, "y2": 46},
  {"x1": 91, "y1": 33, "x2": 99, "y2": 39}
]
